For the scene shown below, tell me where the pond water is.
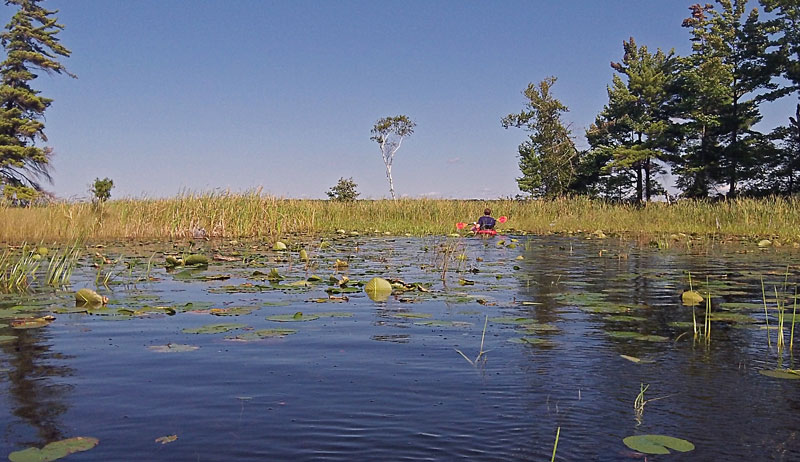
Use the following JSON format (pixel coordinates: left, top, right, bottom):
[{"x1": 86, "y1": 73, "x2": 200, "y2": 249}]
[{"x1": 1, "y1": 235, "x2": 800, "y2": 461}]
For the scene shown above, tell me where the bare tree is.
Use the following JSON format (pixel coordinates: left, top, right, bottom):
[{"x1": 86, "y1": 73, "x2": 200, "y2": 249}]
[{"x1": 370, "y1": 115, "x2": 415, "y2": 199}]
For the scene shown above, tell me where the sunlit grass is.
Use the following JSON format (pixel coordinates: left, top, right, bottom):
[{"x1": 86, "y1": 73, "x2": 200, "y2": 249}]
[{"x1": 2, "y1": 192, "x2": 800, "y2": 243}]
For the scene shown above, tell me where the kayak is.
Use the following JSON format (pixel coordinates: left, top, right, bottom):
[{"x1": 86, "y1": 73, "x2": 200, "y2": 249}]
[{"x1": 475, "y1": 229, "x2": 497, "y2": 236}]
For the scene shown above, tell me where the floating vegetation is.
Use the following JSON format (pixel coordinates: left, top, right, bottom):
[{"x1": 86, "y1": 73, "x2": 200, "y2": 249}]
[
  {"x1": 8, "y1": 436, "x2": 100, "y2": 462},
  {"x1": 414, "y1": 320, "x2": 472, "y2": 327},
  {"x1": 266, "y1": 312, "x2": 320, "y2": 322},
  {"x1": 182, "y1": 323, "x2": 248, "y2": 334},
  {"x1": 10, "y1": 315, "x2": 55, "y2": 329},
  {"x1": 620, "y1": 354, "x2": 653, "y2": 364},
  {"x1": 606, "y1": 331, "x2": 669, "y2": 342},
  {"x1": 371, "y1": 334, "x2": 410, "y2": 343},
  {"x1": 75, "y1": 288, "x2": 108, "y2": 306},
  {"x1": 0, "y1": 335, "x2": 15, "y2": 343},
  {"x1": 155, "y1": 434, "x2": 178, "y2": 445},
  {"x1": 681, "y1": 290, "x2": 703, "y2": 305},
  {"x1": 391, "y1": 312, "x2": 432, "y2": 319},
  {"x1": 210, "y1": 306, "x2": 259, "y2": 316},
  {"x1": 605, "y1": 315, "x2": 647, "y2": 322},
  {"x1": 622, "y1": 435, "x2": 695, "y2": 455},
  {"x1": 148, "y1": 343, "x2": 200, "y2": 353},
  {"x1": 758, "y1": 369, "x2": 800, "y2": 380},
  {"x1": 226, "y1": 328, "x2": 297, "y2": 341},
  {"x1": 509, "y1": 337, "x2": 555, "y2": 347},
  {"x1": 315, "y1": 311, "x2": 354, "y2": 318},
  {"x1": 364, "y1": 277, "x2": 392, "y2": 302}
]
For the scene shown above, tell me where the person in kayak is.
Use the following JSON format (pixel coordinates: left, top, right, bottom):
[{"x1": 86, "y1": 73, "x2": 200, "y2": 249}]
[{"x1": 472, "y1": 208, "x2": 496, "y2": 231}]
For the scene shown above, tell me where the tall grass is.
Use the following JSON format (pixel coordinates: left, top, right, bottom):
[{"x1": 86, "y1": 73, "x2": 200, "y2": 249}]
[{"x1": 3, "y1": 192, "x2": 800, "y2": 243}]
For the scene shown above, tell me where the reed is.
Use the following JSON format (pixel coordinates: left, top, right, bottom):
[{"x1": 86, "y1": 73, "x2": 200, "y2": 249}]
[
  {"x1": 3, "y1": 193, "x2": 800, "y2": 243},
  {"x1": 0, "y1": 244, "x2": 40, "y2": 292},
  {"x1": 550, "y1": 427, "x2": 560, "y2": 462}
]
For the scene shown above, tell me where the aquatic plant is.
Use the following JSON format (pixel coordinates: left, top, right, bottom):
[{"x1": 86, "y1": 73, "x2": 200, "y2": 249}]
[
  {"x1": 455, "y1": 315, "x2": 489, "y2": 366},
  {"x1": 550, "y1": 427, "x2": 560, "y2": 462},
  {"x1": 0, "y1": 244, "x2": 40, "y2": 292}
]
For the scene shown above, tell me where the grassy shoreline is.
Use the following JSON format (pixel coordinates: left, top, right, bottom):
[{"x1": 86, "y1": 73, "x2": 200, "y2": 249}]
[{"x1": 1, "y1": 192, "x2": 799, "y2": 244}]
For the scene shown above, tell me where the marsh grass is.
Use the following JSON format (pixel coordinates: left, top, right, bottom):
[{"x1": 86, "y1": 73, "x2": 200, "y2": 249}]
[
  {"x1": 0, "y1": 244, "x2": 39, "y2": 292},
  {"x1": 550, "y1": 427, "x2": 560, "y2": 462},
  {"x1": 3, "y1": 192, "x2": 800, "y2": 243}
]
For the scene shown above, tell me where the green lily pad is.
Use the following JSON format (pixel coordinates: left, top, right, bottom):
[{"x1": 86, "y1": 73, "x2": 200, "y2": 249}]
[
  {"x1": 668, "y1": 321, "x2": 696, "y2": 329},
  {"x1": 622, "y1": 434, "x2": 695, "y2": 455},
  {"x1": 148, "y1": 343, "x2": 200, "y2": 353},
  {"x1": 182, "y1": 323, "x2": 248, "y2": 334},
  {"x1": 708, "y1": 312, "x2": 754, "y2": 323},
  {"x1": 0, "y1": 335, "x2": 16, "y2": 343},
  {"x1": 75, "y1": 288, "x2": 107, "y2": 305},
  {"x1": 210, "y1": 306, "x2": 258, "y2": 316},
  {"x1": 509, "y1": 337, "x2": 556, "y2": 347},
  {"x1": 392, "y1": 312, "x2": 432, "y2": 319},
  {"x1": 315, "y1": 312, "x2": 354, "y2": 318},
  {"x1": 413, "y1": 320, "x2": 472, "y2": 327},
  {"x1": 266, "y1": 312, "x2": 319, "y2": 322},
  {"x1": 606, "y1": 331, "x2": 669, "y2": 342},
  {"x1": 759, "y1": 369, "x2": 800, "y2": 379},
  {"x1": 10, "y1": 317, "x2": 54, "y2": 329},
  {"x1": 226, "y1": 328, "x2": 297, "y2": 341},
  {"x1": 8, "y1": 436, "x2": 100, "y2": 462},
  {"x1": 605, "y1": 315, "x2": 647, "y2": 322},
  {"x1": 184, "y1": 254, "x2": 209, "y2": 266},
  {"x1": 365, "y1": 277, "x2": 393, "y2": 302},
  {"x1": 489, "y1": 317, "x2": 535, "y2": 325},
  {"x1": 681, "y1": 290, "x2": 704, "y2": 305}
]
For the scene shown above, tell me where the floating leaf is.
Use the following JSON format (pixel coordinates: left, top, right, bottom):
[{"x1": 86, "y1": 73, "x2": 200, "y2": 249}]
[
  {"x1": 622, "y1": 435, "x2": 695, "y2": 455},
  {"x1": 315, "y1": 312, "x2": 354, "y2": 318},
  {"x1": 10, "y1": 316, "x2": 55, "y2": 329},
  {"x1": 8, "y1": 436, "x2": 100, "y2": 462},
  {"x1": 0, "y1": 335, "x2": 16, "y2": 343},
  {"x1": 392, "y1": 312, "x2": 432, "y2": 319},
  {"x1": 155, "y1": 435, "x2": 178, "y2": 445},
  {"x1": 759, "y1": 369, "x2": 800, "y2": 380},
  {"x1": 226, "y1": 328, "x2": 297, "y2": 341},
  {"x1": 681, "y1": 290, "x2": 704, "y2": 305},
  {"x1": 509, "y1": 337, "x2": 555, "y2": 347},
  {"x1": 75, "y1": 288, "x2": 107, "y2": 306},
  {"x1": 210, "y1": 306, "x2": 257, "y2": 316},
  {"x1": 364, "y1": 277, "x2": 393, "y2": 302},
  {"x1": 299, "y1": 249, "x2": 309, "y2": 261},
  {"x1": 606, "y1": 331, "x2": 669, "y2": 342},
  {"x1": 182, "y1": 323, "x2": 248, "y2": 334},
  {"x1": 266, "y1": 312, "x2": 319, "y2": 322},
  {"x1": 272, "y1": 241, "x2": 287, "y2": 251},
  {"x1": 184, "y1": 254, "x2": 209, "y2": 266},
  {"x1": 414, "y1": 320, "x2": 472, "y2": 327},
  {"x1": 148, "y1": 343, "x2": 200, "y2": 353}
]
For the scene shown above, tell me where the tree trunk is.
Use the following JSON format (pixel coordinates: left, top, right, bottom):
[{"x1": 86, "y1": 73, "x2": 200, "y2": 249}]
[
  {"x1": 645, "y1": 157, "x2": 651, "y2": 202},
  {"x1": 635, "y1": 165, "x2": 643, "y2": 203}
]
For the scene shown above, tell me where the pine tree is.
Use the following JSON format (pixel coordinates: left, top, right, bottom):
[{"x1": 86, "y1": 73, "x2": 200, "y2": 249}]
[
  {"x1": 502, "y1": 77, "x2": 579, "y2": 198},
  {"x1": 0, "y1": 0, "x2": 73, "y2": 202},
  {"x1": 587, "y1": 38, "x2": 677, "y2": 202}
]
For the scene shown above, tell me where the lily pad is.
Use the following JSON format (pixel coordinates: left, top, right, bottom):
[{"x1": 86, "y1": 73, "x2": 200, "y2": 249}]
[
  {"x1": 10, "y1": 316, "x2": 55, "y2": 329},
  {"x1": 392, "y1": 312, "x2": 432, "y2": 319},
  {"x1": 681, "y1": 290, "x2": 704, "y2": 305},
  {"x1": 606, "y1": 331, "x2": 669, "y2": 342},
  {"x1": 184, "y1": 254, "x2": 209, "y2": 266},
  {"x1": 8, "y1": 436, "x2": 100, "y2": 462},
  {"x1": 182, "y1": 323, "x2": 248, "y2": 334},
  {"x1": 272, "y1": 241, "x2": 287, "y2": 251},
  {"x1": 210, "y1": 306, "x2": 258, "y2": 316},
  {"x1": 75, "y1": 288, "x2": 107, "y2": 306},
  {"x1": 0, "y1": 335, "x2": 16, "y2": 343},
  {"x1": 759, "y1": 369, "x2": 800, "y2": 379},
  {"x1": 622, "y1": 434, "x2": 695, "y2": 455},
  {"x1": 315, "y1": 311, "x2": 354, "y2": 318},
  {"x1": 413, "y1": 320, "x2": 472, "y2": 327},
  {"x1": 148, "y1": 343, "x2": 200, "y2": 353},
  {"x1": 226, "y1": 328, "x2": 297, "y2": 341},
  {"x1": 364, "y1": 277, "x2": 393, "y2": 302},
  {"x1": 266, "y1": 312, "x2": 319, "y2": 322},
  {"x1": 509, "y1": 337, "x2": 556, "y2": 347}
]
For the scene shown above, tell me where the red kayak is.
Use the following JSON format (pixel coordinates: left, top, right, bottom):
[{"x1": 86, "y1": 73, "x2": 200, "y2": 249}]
[{"x1": 475, "y1": 229, "x2": 497, "y2": 236}]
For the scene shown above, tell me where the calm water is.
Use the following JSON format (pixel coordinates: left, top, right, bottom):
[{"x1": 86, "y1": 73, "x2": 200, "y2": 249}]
[{"x1": 1, "y1": 235, "x2": 799, "y2": 461}]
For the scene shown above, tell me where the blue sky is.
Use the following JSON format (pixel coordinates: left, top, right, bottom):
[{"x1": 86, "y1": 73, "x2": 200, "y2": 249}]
[{"x1": 8, "y1": 1, "x2": 796, "y2": 200}]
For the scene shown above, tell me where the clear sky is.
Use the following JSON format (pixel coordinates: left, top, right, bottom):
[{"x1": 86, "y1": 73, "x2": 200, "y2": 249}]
[{"x1": 6, "y1": 0, "x2": 796, "y2": 200}]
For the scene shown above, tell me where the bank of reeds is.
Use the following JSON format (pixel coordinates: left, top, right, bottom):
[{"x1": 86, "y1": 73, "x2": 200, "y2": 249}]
[{"x1": 2, "y1": 191, "x2": 800, "y2": 243}]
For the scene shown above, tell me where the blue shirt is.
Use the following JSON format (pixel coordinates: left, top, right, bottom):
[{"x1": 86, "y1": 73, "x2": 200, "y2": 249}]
[{"x1": 477, "y1": 216, "x2": 496, "y2": 230}]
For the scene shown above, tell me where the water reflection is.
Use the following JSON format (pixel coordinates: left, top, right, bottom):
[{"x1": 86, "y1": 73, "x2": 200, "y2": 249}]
[{"x1": 1, "y1": 326, "x2": 73, "y2": 446}]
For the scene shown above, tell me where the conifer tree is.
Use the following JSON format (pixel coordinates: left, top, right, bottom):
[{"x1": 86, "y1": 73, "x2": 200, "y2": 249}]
[
  {"x1": 0, "y1": 0, "x2": 73, "y2": 202},
  {"x1": 587, "y1": 38, "x2": 677, "y2": 202},
  {"x1": 502, "y1": 77, "x2": 579, "y2": 198}
]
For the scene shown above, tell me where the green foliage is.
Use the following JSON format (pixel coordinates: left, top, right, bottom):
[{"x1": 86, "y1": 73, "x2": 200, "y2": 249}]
[
  {"x1": 587, "y1": 38, "x2": 677, "y2": 202},
  {"x1": 371, "y1": 115, "x2": 415, "y2": 199},
  {"x1": 326, "y1": 177, "x2": 359, "y2": 202},
  {"x1": 91, "y1": 177, "x2": 114, "y2": 202},
  {"x1": 0, "y1": 0, "x2": 73, "y2": 195},
  {"x1": 502, "y1": 77, "x2": 579, "y2": 198}
]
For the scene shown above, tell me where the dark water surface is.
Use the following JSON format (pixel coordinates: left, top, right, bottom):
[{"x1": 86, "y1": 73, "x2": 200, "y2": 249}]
[{"x1": 1, "y1": 235, "x2": 800, "y2": 461}]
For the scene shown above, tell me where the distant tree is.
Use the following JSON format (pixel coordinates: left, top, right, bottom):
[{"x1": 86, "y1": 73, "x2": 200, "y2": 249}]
[
  {"x1": 326, "y1": 177, "x2": 359, "y2": 202},
  {"x1": 502, "y1": 77, "x2": 579, "y2": 198},
  {"x1": 760, "y1": 0, "x2": 800, "y2": 100},
  {"x1": 91, "y1": 177, "x2": 114, "y2": 203},
  {"x1": 370, "y1": 115, "x2": 415, "y2": 200},
  {"x1": 0, "y1": 0, "x2": 73, "y2": 201},
  {"x1": 587, "y1": 38, "x2": 677, "y2": 202}
]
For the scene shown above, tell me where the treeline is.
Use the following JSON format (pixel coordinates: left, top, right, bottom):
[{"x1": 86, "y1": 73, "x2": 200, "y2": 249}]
[{"x1": 505, "y1": 0, "x2": 799, "y2": 202}]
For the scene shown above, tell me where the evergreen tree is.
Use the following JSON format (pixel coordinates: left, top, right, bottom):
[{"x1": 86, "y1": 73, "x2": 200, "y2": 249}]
[
  {"x1": 673, "y1": 1, "x2": 771, "y2": 198},
  {"x1": 502, "y1": 77, "x2": 579, "y2": 198},
  {"x1": 0, "y1": 0, "x2": 73, "y2": 201},
  {"x1": 760, "y1": 0, "x2": 800, "y2": 99},
  {"x1": 587, "y1": 38, "x2": 677, "y2": 202}
]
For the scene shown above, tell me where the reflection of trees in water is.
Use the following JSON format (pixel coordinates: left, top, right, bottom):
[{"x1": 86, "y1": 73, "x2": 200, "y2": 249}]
[{"x1": 1, "y1": 327, "x2": 73, "y2": 446}]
